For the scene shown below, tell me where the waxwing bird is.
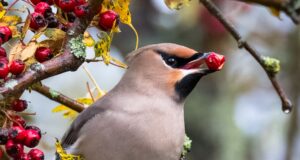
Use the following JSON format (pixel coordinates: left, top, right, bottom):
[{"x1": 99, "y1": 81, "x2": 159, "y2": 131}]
[{"x1": 58, "y1": 43, "x2": 224, "y2": 160}]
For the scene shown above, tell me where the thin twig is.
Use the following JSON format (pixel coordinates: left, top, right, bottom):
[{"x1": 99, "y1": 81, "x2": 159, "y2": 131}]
[
  {"x1": 86, "y1": 82, "x2": 95, "y2": 102},
  {"x1": 200, "y1": 0, "x2": 293, "y2": 112},
  {"x1": 235, "y1": 0, "x2": 300, "y2": 24},
  {"x1": 31, "y1": 84, "x2": 85, "y2": 112}
]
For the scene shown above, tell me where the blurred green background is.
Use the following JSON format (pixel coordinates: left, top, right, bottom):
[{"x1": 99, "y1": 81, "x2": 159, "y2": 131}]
[{"x1": 16, "y1": 0, "x2": 300, "y2": 160}]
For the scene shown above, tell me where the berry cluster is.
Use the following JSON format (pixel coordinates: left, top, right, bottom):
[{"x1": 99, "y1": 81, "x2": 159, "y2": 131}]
[
  {"x1": 0, "y1": 99, "x2": 44, "y2": 159},
  {"x1": 0, "y1": 26, "x2": 26, "y2": 79}
]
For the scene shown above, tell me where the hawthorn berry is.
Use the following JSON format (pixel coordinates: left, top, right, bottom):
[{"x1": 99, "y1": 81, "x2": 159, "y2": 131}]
[
  {"x1": 31, "y1": 0, "x2": 54, "y2": 5},
  {"x1": 74, "y1": 0, "x2": 85, "y2": 5},
  {"x1": 0, "y1": 57, "x2": 8, "y2": 64},
  {"x1": 0, "y1": 26, "x2": 12, "y2": 43},
  {"x1": 0, "y1": 61, "x2": 9, "y2": 79},
  {"x1": 23, "y1": 130, "x2": 41, "y2": 148},
  {"x1": 35, "y1": 47, "x2": 53, "y2": 62},
  {"x1": 0, "y1": 128, "x2": 9, "y2": 145},
  {"x1": 35, "y1": 2, "x2": 52, "y2": 17},
  {"x1": 0, "y1": 47, "x2": 6, "y2": 57},
  {"x1": 98, "y1": 10, "x2": 119, "y2": 31},
  {"x1": 10, "y1": 59, "x2": 26, "y2": 75},
  {"x1": 9, "y1": 126, "x2": 26, "y2": 141},
  {"x1": 28, "y1": 149, "x2": 44, "y2": 160},
  {"x1": 19, "y1": 153, "x2": 32, "y2": 160},
  {"x1": 12, "y1": 115, "x2": 26, "y2": 127},
  {"x1": 25, "y1": 126, "x2": 42, "y2": 137},
  {"x1": 11, "y1": 99, "x2": 28, "y2": 112},
  {"x1": 5, "y1": 140, "x2": 24, "y2": 158},
  {"x1": 74, "y1": 3, "x2": 89, "y2": 18},
  {"x1": 205, "y1": 52, "x2": 225, "y2": 71},
  {"x1": 58, "y1": 0, "x2": 76, "y2": 12},
  {"x1": 30, "y1": 12, "x2": 47, "y2": 30}
]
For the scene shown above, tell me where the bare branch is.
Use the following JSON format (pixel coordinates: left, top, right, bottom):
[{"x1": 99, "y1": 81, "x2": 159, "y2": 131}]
[
  {"x1": 32, "y1": 84, "x2": 85, "y2": 112},
  {"x1": 236, "y1": 0, "x2": 300, "y2": 24},
  {"x1": 200, "y1": 0, "x2": 293, "y2": 112},
  {"x1": 0, "y1": 0, "x2": 104, "y2": 99}
]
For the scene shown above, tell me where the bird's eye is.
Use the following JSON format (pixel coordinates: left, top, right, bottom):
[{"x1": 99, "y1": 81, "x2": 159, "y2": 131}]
[{"x1": 167, "y1": 57, "x2": 177, "y2": 67}]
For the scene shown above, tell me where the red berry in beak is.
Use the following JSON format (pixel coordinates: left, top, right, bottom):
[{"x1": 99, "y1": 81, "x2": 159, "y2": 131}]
[
  {"x1": 30, "y1": 12, "x2": 46, "y2": 30},
  {"x1": 11, "y1": 99, "x2": 28, "y2": 112},
  {"x1": 59, "y1": 0, "x2": 76, "y2": 12},
  {"x1": 23, "y1": 130, "x2": 41, "y2": 148},
  {"x1": 98, "y1": 10, "x2": 119, "y2": 31},
  {"x1": 0, "y1": 26, "x2": 12, "y2": 43},
  {"x1": 0, "y1": 47, "x2": 7, "y2": 57},
  {"x1": 205, "y1": 52, "x2": 225, "y2": 71},
  {"x1": 0, "y1": 61, "x2": 9, "y2": 79},
  {"x1": 5, "y1": 140, "x2": 24, "y2": 158},
  {"x1": 0, "y1": 128, "x2": 9, "y2": 145},
  {"x1": 28, "y1": 149, "x2": 44, "y2": 160},
  {"x1": 35, "y1": 2, "x2": 52, "y2": 17},
  {"x1": 35, "y1": 47, "x2": 53, "y2": 62},
  {"x1": 12, "y1": 115, "x2": 26, "y2": 127},
  {"x1": 10, "y1": 59, "x2": 26, "y2": 75},
  {"x1": 20, "y1": 153, "x2": 31, "y2": 160},
  {"x1": 74, "y1": 3, "x2": 89, "y2": 18}
]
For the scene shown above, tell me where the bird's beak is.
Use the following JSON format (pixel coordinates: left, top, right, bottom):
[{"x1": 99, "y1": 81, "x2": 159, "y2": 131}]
[
  {"x1": 175, "y1": 52, "x2": 225, "y2": 101},
  {"x1": 180, "y1": 52, "x2": 225, "y2": 76}
]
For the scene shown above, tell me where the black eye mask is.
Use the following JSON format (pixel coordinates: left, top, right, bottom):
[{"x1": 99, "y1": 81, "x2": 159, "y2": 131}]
[{"x1": 156, "y1": 50, "x2": 204, "y2": 68}]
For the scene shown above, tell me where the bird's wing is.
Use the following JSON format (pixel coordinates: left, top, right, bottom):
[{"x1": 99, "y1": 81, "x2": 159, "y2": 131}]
[{"x1": 61, "y1": 104, "x2": 106, "y2": 148}]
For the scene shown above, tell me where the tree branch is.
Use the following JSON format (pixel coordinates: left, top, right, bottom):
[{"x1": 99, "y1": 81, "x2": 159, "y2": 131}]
[
  {"x1": 236, "y1": 0, "x2": 300, "y2": 24},
  {"x1": 0, "y1": 0, "x2": 104, "y2": 100},
  {"x1": 200, "y1": 0, "x2": 293, "y2": 112},
  {"x1": 31, "y1": 84, "x2": 85, "y2": 112}
]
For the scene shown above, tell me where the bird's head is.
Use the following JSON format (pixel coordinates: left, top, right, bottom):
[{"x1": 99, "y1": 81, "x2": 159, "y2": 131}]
[{"x1": 124, "y1": 43, "x2": 225, "y2": 102}]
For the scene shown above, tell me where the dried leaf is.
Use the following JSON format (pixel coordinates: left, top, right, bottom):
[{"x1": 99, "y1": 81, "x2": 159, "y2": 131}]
[
  {"x1": 9, "y1": 42, "x2": 38, "y2": 63},
  {"x1": 164, "y1": 0, "x2": 191, "y2": 10},
  {"x1": 1, "y1": 15, "x2": 21, "y2": 25},
  {"x1": 8, "y1": 26, "x2": 20, "y2": 38},
  {"x1": 44, "y1": 28, "x2": 66, "y2": 40},
  {"x1": 21, "y1": 12, "x2": 31, "y2": 40},
  {"x1": 39, "y1": 38, "x2": 65, "y2": 55},
  {"x1": 111, "y1": 57, "x2": 127, "y2": 69}
]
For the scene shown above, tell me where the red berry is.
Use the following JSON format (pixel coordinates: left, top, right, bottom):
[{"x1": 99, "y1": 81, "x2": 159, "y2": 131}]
[
  {"x1": 30, "y1": 0, "x2": 41, "y2": 5},
  {"x1": 5, "y1": 140, "x2": 24, "y2": 158},
  {"x1": 0, "y1": 61, "x2": 9, "y2": 79},
  {"x1": 31, "y1": 0, "x2": 54, "y2": 5},
  {"x1": 74, "y1": 3, "x2": 89, "y2": 18},
  {"x1": 12, "y1": 115, "x2": 26, "y2": 127},
  {"x1": 98, "y1": 10, "x2": 119, "y2": 31},
  {"x1": 0, "y1": 128, "x2": 9, "y2": 145},
  {"x1": 10, "y1": 59, "x2": 26, "y2": 75},
  {"x1": 25, "y1": 126, "x2": 41, "y2": 137},
  {"x1": 9, "y1": 126, "x2": 26, "y2": 143},
  {"x1": 0, "y1": 26, "x2": 12, "y2": 43},
  {"x1": 35, "y1": 47, "x2": 53, "y2": 62},
  {"x1": 0, "y1": 57, "x2": 8, "y2": 64},
  {"x1": 205, "y1": 52, "x2": 225, "y2": 71},
  {"x1": 19, "y1": 153, "x2": 32, "y2": 160},
  {"x1": 35, "y1": 2, "x2": 52, "y2": 17},
  {"x1": 23, "y1": 130, "x2": 41, "y2": 148},
  {"x1": 74, "y1": 0, "x2": 85, "y2": 5},
  {"x1": 30, "y1": 12, "x2": 46, "y2": 30},
  {"x1": 59, "y1": 0, "x2": 76, "y2": 12},
  {"x1": 0, "y1": 47, "x2": 7, "y2": 57},
  {"x1": 11, "y1": 99, "x2": 28, "y2": 112},
  {"x1": 0, "y1": 148, "x2": 3, "y2": 159},
  {"x1": 28, "y1": 149, "x2": 44, "y2": 160}
]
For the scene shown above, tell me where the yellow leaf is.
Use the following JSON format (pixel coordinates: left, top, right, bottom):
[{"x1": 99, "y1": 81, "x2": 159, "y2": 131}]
[
  {"x1": 83, "y1": 31, "x2": 95, "y2": 47},
  {"x1": 111, "y1": 57, "x2": 128, "y2": 69},
  {"x1": 55, "y1": 140, "x2": 84, "y2": 160},
  {"x1": 164, "y1": 0, "x2": 191, "y2": 10},
  {"x1": 21, "y1": 12, "x2": 31, "y2": 40},
  {"x1": 9, "y1": 42, "x2": 38, "y2": 63},
  {"x1": 0, "y1": 3, "x2": 6, "y2": 19},
  {"x1": 52, "y1": 98, "x2": 93, "y2": 119},
  {"x1": 44, "y1": 28, "x2": 66, "y2": 40},
  {"x1": 1, "y1": 15, "x2": 22, "y2": 25},
  {"x1": 8, "y1": 26, "x2": 20, "y2": 38},
  {"x1": 39, "y1": 35, "x2": 65, "y2": 55},
  {"x1": 94, "y1": 32, "x2": 112, "y2": 65}
]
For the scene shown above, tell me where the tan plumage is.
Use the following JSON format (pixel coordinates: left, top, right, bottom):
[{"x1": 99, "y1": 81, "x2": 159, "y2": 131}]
[{"x1": 59, "y1": 43, "x2": 214, "y2": 160}]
